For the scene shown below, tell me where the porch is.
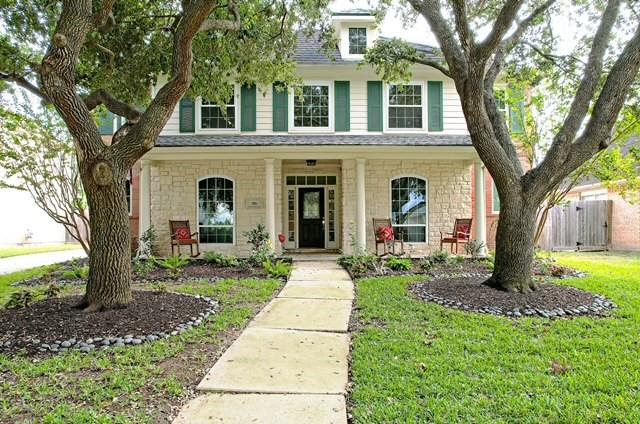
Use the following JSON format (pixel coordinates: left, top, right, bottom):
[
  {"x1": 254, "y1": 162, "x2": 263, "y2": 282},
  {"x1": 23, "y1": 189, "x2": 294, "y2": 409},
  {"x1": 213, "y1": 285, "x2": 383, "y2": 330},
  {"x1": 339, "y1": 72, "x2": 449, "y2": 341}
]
[{"x1": 139, "y1": 143, "x2": 489, "y2": 257}]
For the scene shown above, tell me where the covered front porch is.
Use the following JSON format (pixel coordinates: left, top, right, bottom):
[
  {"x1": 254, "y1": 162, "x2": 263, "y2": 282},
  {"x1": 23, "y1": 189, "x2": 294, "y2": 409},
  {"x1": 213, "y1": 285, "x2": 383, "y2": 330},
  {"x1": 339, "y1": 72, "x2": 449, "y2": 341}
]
[{"x1": 138, "y1": 142, "x2": 489, "y2": 257}]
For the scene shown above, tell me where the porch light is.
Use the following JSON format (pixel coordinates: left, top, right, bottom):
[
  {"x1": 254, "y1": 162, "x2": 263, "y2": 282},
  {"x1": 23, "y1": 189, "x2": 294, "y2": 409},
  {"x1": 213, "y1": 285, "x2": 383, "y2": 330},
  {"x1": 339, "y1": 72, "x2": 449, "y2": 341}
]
[{"x1": 306, "y1": 160, "x2": 317, "y2": 167}]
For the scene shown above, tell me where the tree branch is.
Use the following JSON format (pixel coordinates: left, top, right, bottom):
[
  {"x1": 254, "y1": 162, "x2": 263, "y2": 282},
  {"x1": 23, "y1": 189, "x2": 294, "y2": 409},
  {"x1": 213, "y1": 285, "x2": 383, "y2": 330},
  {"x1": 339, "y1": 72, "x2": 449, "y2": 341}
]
[
  {"x1": 414, "y1": 55, "x2": 452, "y2": 77},
  {"x1": 83, "y1": 89, "x2": 141, "y2": 122},
  {"x1": 450, "y1": 0, "x2": 475, "y2": 56},
  {"x1": 93, "y1": 0, "x2": 117, "y2": 32},
  {"x1": 476, "y1": 0, "x2": 525, "y2": 59},
  {"x1": 0, "y1": 72, "x2": 50, "y2": 103},
  {"x1": 199, "y1": 0, "x2": 240, "y2": 32}
]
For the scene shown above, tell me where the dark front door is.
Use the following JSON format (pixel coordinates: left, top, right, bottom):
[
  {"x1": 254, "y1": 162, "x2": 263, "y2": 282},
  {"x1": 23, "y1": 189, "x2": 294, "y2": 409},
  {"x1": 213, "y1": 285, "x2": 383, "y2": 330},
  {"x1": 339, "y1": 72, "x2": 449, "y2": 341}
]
[{"x1": 299, "y1": 188, "x2": 325, "y2": 248}]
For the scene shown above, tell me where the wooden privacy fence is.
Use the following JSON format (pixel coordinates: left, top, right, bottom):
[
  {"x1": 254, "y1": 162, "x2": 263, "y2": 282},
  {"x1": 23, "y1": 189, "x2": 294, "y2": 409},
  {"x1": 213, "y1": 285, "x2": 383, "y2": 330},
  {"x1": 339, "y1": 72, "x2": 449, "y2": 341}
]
[{"x1": 548, "y1": 200, "x2": 612, "y2": 251}]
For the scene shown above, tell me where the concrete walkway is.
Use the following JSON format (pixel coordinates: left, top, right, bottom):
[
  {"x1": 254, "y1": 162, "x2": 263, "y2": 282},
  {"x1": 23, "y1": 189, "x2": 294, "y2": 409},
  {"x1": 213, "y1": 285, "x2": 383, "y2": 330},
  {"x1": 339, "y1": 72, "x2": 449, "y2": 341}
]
[
  {"x1": 174, "y1": 259, "x2": 353, "y2": 424},
  {"x1": 0, "y1": 249, "x2": 86, "y2": 275}
]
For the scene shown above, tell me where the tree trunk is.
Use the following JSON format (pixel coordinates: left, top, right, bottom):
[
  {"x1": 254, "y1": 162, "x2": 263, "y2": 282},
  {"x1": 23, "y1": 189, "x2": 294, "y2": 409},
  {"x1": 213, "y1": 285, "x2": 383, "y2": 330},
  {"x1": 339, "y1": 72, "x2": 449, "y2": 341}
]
[
  {"x1": 78, "y1": 159, "x2": 132, "y2": 311},
  {"x1": 485, "y1": 194, "x2": 539, "y2": 293}
]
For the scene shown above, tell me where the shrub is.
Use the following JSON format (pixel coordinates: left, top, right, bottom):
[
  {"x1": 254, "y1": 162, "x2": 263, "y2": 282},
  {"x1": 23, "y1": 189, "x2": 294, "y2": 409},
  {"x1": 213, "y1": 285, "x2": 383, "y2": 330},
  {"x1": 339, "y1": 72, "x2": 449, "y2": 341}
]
[
  {"x1": 5, "y1": 289, "x2": 36, "y2": 309},
  {"x1": 41, "y1": 284, "x2": 61, "y2": 299},
  {"x1": 386, "y1": 257, "x2": 412, "y2": 271},
  {"x1": 136, "y1": 225, "x2": 157, "y2": 259},
  {"x1": 465, "y1": 239, "x2": 486, "y2": 258},
  {"x1": 151, "y1": 282, "x2": 168, "y2": 293},
  {"x1": 155, "y1": 255, "x2": 190, "y2": 277},
  {"x1": 263, "y1": 260, "x2": 291, "y2": 278},
  {"x1": 484, "y1": 252, "x2": 495, "y2": 270},
  {"x1": 203, "y1": 251, "x2": 239, "y2": 267},
  {"x1": 133, "y1": 256, "x2": 156, "y2": 277},
  {"x1": 243, "y1": 224, "x2": 275, "y2": 266},
  {"x1": 338, "y1": 253, "x2": 377, "y2": 277},
  {"x1": 452, "y1": 255, "x2": 465, "y2": 265},
  {"x1": 430, "y1": 250, "x2": 451, "y2": 264},
  {"x1": 418, "y1": 258, "x2": 433, "y2": 272},
  {"x1": 61, "y1": 265, "x2": 89, "y2": 280}
]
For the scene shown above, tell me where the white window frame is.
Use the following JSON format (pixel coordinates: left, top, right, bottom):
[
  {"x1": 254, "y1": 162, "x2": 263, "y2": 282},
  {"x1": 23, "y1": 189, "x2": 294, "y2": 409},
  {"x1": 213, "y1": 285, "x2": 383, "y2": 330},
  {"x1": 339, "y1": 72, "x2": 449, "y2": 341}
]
[
  {"x1": 389, "y1": 175, "x2": 429, "y2": 244},
  {"x1": 347, "y1": 27, "x2": 367, "y2": 56},
  {"x1": 383, "y1": 82, "x2": 426, "y2": 133},
  {"x1": 196, "y1": 175, "x2": 236, "y2": 245},
  {"x1": 491, "y1": 180, "x2": 501, "y2": 214},
  {"x1": 196, "y1": 83, "x2": 240, "y2": 133},
  {"x1": 289, "y1": 81, "x2": 334, "y2": 133},
  {"x1": 126, "y1": 177, "x2": 133, "y2": 216}
]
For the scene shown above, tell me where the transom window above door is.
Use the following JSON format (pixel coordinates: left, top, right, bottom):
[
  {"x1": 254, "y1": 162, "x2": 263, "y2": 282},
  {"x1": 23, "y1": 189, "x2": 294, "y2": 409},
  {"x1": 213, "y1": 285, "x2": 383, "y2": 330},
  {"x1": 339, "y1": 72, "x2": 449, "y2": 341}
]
[
  {"x1": 200, "y1": 87, "x2": 237, "y2": 130},
  {"x1": 388, "y1": 84, "x2": 423, "y2": 129},
  {"x1": 293, "y1": 85, "x2": 330, "y2": 128},
  {"x1": 348, "y1": 28, "x2": 367, "y2": 54}
]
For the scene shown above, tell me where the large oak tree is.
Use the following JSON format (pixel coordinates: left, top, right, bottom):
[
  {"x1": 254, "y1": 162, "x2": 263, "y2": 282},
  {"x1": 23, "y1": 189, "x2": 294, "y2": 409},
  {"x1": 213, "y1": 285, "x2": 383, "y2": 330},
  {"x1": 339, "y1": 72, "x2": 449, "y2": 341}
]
[
  {"x1": 368, "y1": 0, "x2": 640, "y2": 292},
  {"x1": 0, "y1": 0, "x2": 330, "y2": 310}
]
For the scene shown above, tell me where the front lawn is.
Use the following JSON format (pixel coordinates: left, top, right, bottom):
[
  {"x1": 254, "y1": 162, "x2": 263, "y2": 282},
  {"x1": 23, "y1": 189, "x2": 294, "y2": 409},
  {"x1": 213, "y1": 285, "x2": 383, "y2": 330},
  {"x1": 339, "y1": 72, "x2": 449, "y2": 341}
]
[
  {"x1": 0, "y1": 244, "x2": 81, "y2": 259},
  {"x1": 0, "y1": 278, "x2": 281, "y2": 422},
  {"x1": 349, "y1": 252, "x2": 640, "y2": 423}
]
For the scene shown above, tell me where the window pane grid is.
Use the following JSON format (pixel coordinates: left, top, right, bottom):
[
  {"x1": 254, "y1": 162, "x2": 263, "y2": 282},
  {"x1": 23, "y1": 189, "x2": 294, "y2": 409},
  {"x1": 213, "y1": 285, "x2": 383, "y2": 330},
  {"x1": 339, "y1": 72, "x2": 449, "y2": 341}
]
[
  {"x1": 285, "y1": 175, "x2": 337, "y2": 186},
  {"x1": 198, "y1": 178, "x2": 234, "y2": 244},
  {"x1": 294, "y1": 85, "x2": 329, "y2": 128},
  {"x1": 348, "y1": 28, "x2": 367, "y2": 54},
  {"x1": 391, "y1": 177, "x2": 427, "y2": 243},
  {"x1": 201, "y1": 93, "x2": 235, "y2": 129},
  {"x1": 388, "y1": 84, "x2": 423, "y2": 129}
]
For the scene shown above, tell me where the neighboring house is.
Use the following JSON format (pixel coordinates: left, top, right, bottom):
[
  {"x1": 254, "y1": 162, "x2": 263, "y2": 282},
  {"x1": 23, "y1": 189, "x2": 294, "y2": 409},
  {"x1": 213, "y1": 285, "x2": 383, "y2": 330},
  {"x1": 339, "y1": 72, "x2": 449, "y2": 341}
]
[{"x1": 101, "y1": 10, "x2": 524, "y2": 257}]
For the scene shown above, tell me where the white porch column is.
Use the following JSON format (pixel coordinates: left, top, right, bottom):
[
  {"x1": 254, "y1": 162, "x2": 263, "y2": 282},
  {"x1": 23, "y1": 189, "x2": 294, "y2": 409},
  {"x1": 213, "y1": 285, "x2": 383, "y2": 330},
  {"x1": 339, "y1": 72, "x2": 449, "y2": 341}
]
[
  {"x1": 139, "y1": 159, "x2": 151, "y2": 239},
  {"x1": 264, "y1": 158, "x2": 277, "y2": 250},
  {"x1": 355, "y1": 158, "x2": 367, "y2": 252},
  {"x1": 474, "y1": 161, "x2": 487, "y2": 255}
]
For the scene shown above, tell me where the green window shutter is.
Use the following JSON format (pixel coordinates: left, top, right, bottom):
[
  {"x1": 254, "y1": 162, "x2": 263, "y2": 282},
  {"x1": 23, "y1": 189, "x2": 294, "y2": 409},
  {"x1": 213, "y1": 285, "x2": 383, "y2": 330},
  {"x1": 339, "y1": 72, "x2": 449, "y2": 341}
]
[
  {"x1": 492, "y1": 181, "x2": 501, "y2": 212},
  {"x1": 179, "y1": 98, "x2": 195, "y2": 133},
  {"x1": 241, "y1": 84, "x2": 257, "y2": 131},
  {"x1": 98, "y1": 111, "x2": 114, "y2": 135},
  {"x1": 334, "y1": 81, "x2": 350, "y2": 132},
  {"x1": 272, "y1": 83, "x2": 288, "y2": 132},
  {"x1": 427, "y1": 81, "x2": 443, "y2": 132},
  {"x1": 508, "y1": 88, "x2": 525, "y2": 134},
  {"x1": 367, "y1": 81, "x2": 382, "y2": 132}
]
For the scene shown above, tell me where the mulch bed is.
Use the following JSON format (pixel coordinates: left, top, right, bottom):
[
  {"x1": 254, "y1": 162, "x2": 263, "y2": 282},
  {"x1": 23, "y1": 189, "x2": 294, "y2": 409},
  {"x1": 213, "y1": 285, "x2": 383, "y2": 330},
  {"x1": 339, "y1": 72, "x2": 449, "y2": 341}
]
[
  {"x1": 141, "y1": 262, "x2": 267, "y2": 282},
  {"x1": 0, "y1": 291, "x2": 217, "y2": 357},
  {"x1": 410, "y1": 273, "x2": 616, "y2": 319},
  {"x1": 351, "y1": 258, "x2": 492, "y2": 279}
]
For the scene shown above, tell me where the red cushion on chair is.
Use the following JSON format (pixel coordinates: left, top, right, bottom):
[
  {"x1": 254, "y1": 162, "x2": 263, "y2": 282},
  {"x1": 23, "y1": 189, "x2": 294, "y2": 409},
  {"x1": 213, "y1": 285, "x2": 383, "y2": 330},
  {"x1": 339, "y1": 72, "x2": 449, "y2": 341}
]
[
  {"x1": 456, "y1": 224, "x2": 470, "y2": 240},
  {"x1": 175, "y1": 227, "x2": 190, "y2": 240},
  {"x1": 377, "y1": 226, "x2": 395, "y2": 241}
]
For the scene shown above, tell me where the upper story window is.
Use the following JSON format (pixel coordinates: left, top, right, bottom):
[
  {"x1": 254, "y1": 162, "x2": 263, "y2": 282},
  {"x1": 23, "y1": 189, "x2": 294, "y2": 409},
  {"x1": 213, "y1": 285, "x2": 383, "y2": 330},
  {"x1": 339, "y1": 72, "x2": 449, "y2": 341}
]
[
  {"x1": 200, "y1": 87, "x2": 237, "y2": 130},
  {"x1": 293, "y1": 84, "x2": 330, "y2": 128},
  {"x1": 348, "y1": 28, "x2": 367, "y2": 54},
  {"x1": 388, "y1": 84, "x2": 423, "y2": 129}
]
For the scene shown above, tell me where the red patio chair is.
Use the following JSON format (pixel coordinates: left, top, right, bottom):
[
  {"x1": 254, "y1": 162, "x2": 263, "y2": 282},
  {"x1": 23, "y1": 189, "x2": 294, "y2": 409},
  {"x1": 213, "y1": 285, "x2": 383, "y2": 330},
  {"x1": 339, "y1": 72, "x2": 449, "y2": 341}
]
[
  {"x1": 440, "y1": 218, "x2": 472, "y2": 254},
  {"x1": 169, "y1": 220, "x2": 200, "y2": 257},
  {"x1": 373, "y1": 218, "x2": 404, "y2": 256}
]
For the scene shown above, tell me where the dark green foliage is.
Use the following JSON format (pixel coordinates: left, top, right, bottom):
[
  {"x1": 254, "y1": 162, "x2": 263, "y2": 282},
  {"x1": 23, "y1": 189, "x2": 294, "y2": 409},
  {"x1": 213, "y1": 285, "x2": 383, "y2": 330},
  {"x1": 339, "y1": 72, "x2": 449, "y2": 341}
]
[
  {"x1": 338, "y1": 254, "x2": 377, "y2": 277},
  {"x1": 429, "y1": 250, "x2": 451, "y2": 264},
  {"x1": 155, "y1": 255, "x2": 190, "y2": 277},
  {"x1": 132, "y1": 257, "x2": 156, "y2": 277},
  {"x1": 5, "y1": 289, "x2": 36, "y2": 309},
  {"x1": 61, "y1": 266, "x2": 89, "y2": 280},
  {"x1": 263, "y1": 260, "x2": 292, "y2": 278},
  {"x1": 203, "y1": 252, "x2": 240, "y2": 268},
  {"x1": 386, "y1": 257, "x2": 412, "y2": 271},
  {"x1": 243, "y1": 224, "x2": 275, "y2": 266}
]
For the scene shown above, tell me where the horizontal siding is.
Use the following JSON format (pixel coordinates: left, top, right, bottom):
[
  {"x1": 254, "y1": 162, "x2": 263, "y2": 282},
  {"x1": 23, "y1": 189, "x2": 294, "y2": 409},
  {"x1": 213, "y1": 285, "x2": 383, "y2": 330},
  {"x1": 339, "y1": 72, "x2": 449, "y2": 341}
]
[{"x1": 158, "y1": 66, "x2": 469, "y2": 137}]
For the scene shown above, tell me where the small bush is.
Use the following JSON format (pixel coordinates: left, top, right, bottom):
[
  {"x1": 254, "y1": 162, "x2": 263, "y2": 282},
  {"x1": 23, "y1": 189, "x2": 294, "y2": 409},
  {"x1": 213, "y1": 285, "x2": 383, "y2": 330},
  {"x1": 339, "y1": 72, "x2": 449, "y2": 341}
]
[
  {"x1": 263, "y1": 260, "x2": 292, "y2": 278},
  {"x1": 5, "y1": 289, "x2": 36, "y2": 309},
  {"x1": 386, "y1": 257, "x2": 412, "y2": 271},
  {"x1": 338, "y1": 254, "x2": 377, "y2": 277},
  {"x1": 243, "y1": 224, "x2": 275, "y2": 266},
  {"x1": 203, "y1": 251, "x2": 239, "y2": 267},
  {"x1": 430, "y1": 250, "x2": 451, "y2": 264},
  {"x1": 549, "y1": 264, "x2": 568, "y2": 277},
  {"x1": 151, "y1": 282, "x2": 168, "y2": 293},
  {"x1": 155, "y1": 255, "x2": 190, "y2": 277},
  {"x1": 61, "y1": 265, "x2": 89, "y2": 280},
  {"x1": 133, "y1": 256, "x2": 156, "y2": 277},
  {"x1": 452, "y1": 255, "x2": 465, "y2": 265},
  {"x1": 484, "y1": 252, "x2": 495, "y2": 270},
  {"x1": 41, "y1": 284, "x2": 61, "y2": 299},
  {"x1": 418, "y1": 258, "x2": 433, "y2": 272},
  {"x1": 465, "y1": 239, "x2": 486, "y2": 258}
]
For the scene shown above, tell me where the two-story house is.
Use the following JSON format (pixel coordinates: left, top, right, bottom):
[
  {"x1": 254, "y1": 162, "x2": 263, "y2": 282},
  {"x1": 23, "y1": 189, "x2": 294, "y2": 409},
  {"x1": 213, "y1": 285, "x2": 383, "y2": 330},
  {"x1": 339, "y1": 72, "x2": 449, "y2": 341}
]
[{"x1": 106, "y1": 10, "x2": 522, "y2": 257}]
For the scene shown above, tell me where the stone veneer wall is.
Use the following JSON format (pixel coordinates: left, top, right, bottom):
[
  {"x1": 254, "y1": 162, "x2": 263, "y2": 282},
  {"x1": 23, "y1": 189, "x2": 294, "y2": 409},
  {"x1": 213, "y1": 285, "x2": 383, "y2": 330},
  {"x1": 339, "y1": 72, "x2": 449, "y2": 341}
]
[
  {"x1": 150, "y1": 159, "x2": 282, "y2": 257},
  {"x1": 341, "y1": 159, "x2": 473, "y2": 256}
]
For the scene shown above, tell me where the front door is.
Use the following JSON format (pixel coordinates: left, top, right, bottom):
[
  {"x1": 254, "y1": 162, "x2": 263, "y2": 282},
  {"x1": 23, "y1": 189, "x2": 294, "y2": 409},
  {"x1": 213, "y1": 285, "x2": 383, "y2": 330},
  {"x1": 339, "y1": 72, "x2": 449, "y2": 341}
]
[{"x1": 299, "y1": 188, "x2": 325, "y2": 248}]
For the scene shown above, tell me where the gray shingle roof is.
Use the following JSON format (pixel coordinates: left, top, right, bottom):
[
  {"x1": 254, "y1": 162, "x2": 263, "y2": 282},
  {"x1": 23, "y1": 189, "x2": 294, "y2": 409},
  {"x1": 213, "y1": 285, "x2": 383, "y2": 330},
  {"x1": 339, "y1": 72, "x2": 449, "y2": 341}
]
[
  {"x1": 294, "y1": 32, "x2": 342, "y2": 64},
  {"x1": 156, "y1": 134, "x2": 472, "y2": 147}
]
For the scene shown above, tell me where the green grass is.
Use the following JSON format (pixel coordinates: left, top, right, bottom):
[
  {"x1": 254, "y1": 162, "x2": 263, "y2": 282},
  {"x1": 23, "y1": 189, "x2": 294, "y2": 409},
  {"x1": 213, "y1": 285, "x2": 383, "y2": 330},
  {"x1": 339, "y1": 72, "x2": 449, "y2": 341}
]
[
  {"x1": 0, "y1": 244, "x2": 81, "y2": 259},
  {"x1": 350, "y1": 252, "x2": 640, "y2": 423},
  {"x1": 0, "y1": 278, "x2": 281, "y2": 423},
  {"x1": 0, "y1": 264, "x2": 62, "y2": 306}
]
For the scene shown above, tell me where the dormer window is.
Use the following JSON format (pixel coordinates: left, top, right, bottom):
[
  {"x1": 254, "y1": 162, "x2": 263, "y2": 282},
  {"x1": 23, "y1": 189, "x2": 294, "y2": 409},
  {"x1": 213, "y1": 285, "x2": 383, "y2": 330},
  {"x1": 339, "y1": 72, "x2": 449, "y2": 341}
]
[{"x1": 348, "y1": 28, "x2": 367, "y2": 55}]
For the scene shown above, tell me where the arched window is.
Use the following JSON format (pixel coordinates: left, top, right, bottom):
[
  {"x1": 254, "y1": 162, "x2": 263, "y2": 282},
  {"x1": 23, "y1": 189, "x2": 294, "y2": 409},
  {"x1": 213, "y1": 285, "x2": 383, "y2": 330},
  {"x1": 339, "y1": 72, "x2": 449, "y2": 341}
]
[
  {"x1": 391, "y1": 176, "x2": 427, "y2": 242},
  {"x1": 198, "y1": 177, "x2": 234, "y2": 244}
]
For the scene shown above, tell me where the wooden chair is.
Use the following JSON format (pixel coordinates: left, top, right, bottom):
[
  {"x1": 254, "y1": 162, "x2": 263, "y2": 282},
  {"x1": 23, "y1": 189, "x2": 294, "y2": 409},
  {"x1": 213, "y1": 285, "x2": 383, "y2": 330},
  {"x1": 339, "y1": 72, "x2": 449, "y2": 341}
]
[
  {"x1": 373, "y1": 218, "x2": 404, "y2": 256},
  {"x1": 440, "y1": 218, "x2": 472, "y2": 254},
  {"x1": 169, "y1": 220, "x2": 200, "y2": 257}
]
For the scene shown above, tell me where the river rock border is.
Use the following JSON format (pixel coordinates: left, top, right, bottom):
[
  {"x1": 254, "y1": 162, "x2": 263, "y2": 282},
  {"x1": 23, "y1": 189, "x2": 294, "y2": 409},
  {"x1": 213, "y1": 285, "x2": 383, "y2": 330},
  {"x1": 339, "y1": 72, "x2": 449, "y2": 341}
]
[
  {"x1": 412, "y1": 272, "x2": 617, "y2": 319},
  {"x1": 2, "y1": 293, "x2": 219, "y2": 355}
]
